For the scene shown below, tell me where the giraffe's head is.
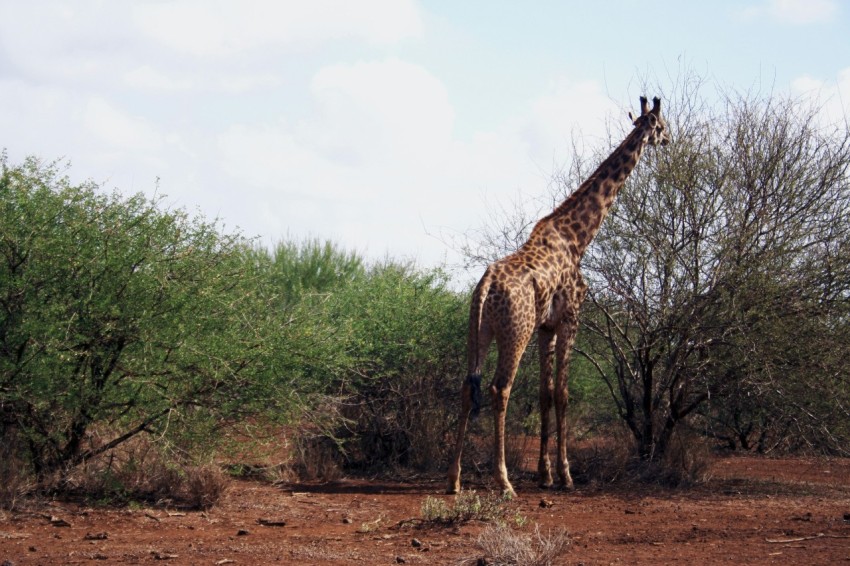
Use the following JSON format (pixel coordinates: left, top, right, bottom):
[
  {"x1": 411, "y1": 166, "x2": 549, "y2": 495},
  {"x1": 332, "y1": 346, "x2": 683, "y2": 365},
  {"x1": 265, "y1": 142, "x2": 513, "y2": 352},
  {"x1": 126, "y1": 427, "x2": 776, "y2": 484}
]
[{"x1": 630, "y1": 96, "x2": 670, "y2": 147}]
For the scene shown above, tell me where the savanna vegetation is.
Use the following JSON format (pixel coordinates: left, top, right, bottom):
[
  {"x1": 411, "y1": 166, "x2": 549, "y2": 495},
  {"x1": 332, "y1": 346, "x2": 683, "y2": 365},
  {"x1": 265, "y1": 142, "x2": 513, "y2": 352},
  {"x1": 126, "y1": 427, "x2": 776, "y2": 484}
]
[
  {"x1": 463, "y1": 75, "x2": 850, "y2": 472},
  {"x1": 2, "y1": 75, "x2": 849, "y2": 510}
]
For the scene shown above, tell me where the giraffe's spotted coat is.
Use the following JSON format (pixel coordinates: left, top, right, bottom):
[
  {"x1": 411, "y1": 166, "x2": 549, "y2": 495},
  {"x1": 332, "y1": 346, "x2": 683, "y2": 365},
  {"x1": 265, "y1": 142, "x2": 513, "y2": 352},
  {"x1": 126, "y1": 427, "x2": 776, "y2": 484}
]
[{"x1": 448, "y1": 96, "x2": 671, "y2": 496}]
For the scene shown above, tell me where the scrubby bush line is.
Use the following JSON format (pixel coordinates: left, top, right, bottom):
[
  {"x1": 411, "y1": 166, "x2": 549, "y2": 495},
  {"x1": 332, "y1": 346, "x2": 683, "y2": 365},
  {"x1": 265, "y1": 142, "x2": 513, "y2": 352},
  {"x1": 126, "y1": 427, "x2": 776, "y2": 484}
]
[{"x1": 0, "y1": 154, "x2": 470, "y2": 503}]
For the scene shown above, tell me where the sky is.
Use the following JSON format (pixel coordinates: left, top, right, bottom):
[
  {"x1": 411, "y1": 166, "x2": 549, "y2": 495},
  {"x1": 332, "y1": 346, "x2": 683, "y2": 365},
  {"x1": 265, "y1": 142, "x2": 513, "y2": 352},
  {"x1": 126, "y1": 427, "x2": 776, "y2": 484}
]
[{"x1": 1, "y1": 0, "x2": 848, "y2": 283}]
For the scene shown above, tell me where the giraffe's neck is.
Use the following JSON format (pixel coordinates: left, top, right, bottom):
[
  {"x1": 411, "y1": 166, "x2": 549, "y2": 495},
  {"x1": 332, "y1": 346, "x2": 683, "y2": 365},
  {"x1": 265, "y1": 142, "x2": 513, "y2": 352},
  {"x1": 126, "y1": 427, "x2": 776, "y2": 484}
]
[{"x1": 547, "y1": 125, "x2": 650, "y2": 256}]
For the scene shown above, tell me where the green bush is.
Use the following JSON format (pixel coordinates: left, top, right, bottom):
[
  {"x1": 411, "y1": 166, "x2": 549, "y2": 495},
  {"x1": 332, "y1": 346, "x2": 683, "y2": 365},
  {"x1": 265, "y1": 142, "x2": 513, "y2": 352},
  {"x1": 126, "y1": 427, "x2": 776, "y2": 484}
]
[
  {"x1": 320, "y1": 261, "x2": 467, "y2": 471},
  {"x1": 0, "y1": 156, "x2": 328, "y2": 483}
]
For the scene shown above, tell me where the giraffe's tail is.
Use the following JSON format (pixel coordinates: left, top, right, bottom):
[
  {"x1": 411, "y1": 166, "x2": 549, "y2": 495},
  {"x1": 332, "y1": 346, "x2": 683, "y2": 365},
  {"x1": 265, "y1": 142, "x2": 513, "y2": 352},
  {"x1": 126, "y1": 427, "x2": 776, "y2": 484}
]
[
  {"x1": 466, "y1": 373, "x2": 482, "y2": 417},
  {"x1": 466, "y1": 273, "x2": 491, "y2": 418}
]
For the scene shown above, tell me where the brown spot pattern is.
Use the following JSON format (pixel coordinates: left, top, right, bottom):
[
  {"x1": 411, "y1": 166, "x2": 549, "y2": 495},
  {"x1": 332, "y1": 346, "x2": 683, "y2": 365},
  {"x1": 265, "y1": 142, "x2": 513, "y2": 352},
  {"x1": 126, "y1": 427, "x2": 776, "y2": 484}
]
[{"x1": 448, "y1": 95, "x2": 670, "y2": 496}]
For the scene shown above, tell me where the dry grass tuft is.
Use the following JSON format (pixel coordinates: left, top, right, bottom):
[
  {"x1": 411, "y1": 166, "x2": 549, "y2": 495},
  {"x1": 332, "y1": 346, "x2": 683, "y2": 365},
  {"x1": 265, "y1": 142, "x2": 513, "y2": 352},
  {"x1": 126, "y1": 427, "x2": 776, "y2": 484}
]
[
  {"x1": 289, "y1": 434, "x2": 343, "y2": 482},
  {"x1": 570, "y1": 428, "x2": 714, "y2": 488},
  {"x1": 460, "y1": 523, "x2": 571, "y2": 566},
  {"x1": 57, "y1": 434, "x2": 230, "y2": 509},
  {"x1": 185, "y1": 465, "x2": 229, "y2": 510},
  {"x1": 0, "y1": 431, "x2": 32, "y2": 511}
]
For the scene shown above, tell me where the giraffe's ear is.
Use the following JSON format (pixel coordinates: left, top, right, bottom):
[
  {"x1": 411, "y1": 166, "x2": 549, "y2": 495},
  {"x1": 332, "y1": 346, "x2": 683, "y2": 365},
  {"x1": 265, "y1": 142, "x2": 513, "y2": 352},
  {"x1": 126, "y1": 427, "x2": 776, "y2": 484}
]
[{"x1": 628, "y1": 111, "x2": 636, "y2": 122}]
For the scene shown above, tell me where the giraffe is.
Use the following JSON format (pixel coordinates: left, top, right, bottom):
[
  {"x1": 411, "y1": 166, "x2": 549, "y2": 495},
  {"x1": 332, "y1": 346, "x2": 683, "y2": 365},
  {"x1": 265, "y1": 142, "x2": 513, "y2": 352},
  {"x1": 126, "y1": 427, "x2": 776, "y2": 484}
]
[{"x1": 447, "y1": 96, "x2": 670, "y2": 497}]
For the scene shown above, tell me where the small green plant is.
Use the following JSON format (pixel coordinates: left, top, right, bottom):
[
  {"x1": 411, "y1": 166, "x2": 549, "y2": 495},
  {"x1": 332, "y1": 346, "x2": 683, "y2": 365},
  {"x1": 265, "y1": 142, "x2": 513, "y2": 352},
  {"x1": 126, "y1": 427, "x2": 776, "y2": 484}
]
[
  {"x1": 421, "y1": 490, "x2": 512, "y2": 525},
  {"x1": 357, "y1": 514, "x2": 385, "y2": 533},
  {"x1": 511, "y1": 510, "x2": 529, "y2": 528},
  {"x1": 421, "y1": 495, "x2": 450, "y2": 522}
]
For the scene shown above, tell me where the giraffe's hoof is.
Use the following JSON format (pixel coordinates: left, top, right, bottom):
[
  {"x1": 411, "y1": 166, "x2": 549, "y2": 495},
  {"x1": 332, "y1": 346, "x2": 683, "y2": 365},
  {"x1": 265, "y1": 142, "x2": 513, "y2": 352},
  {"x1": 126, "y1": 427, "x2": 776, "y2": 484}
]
[
  {"x1": 501, "y1": 487, "x2": 517, "y2": 500},
  {"x1": 538, "y1": 480, "x2": 554, "y2": 490},
  {"x1": 554, "y1": 481, "x2": 575, "y2": 492}
]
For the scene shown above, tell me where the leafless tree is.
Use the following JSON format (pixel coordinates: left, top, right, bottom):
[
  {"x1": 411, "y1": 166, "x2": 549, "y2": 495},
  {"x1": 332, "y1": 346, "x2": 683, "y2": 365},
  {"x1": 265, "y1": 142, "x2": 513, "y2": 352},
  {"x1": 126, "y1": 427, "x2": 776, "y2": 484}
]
[{"x1": 580, "y1": 80, "x2": 850, "y2": 458}]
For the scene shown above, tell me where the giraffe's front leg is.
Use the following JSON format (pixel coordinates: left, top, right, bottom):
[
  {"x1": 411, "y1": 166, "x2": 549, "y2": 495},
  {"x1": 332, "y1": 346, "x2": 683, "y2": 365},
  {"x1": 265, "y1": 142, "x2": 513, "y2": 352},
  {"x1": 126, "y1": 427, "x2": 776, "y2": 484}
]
[
  {"x1": 553, "y1": 321, "x2": 578, "y2": 490},
  {"x1": 537, "y1": 329, "x2": 556, "y2": 488},
  {"x1": 553, "y1": 385, "x2": 574, "y2": 490}
]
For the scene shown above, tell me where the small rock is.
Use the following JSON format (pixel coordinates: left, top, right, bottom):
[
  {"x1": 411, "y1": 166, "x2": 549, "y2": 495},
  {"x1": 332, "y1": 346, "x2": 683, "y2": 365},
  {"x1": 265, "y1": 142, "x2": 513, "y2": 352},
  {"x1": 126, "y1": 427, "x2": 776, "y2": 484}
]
[
  {"x1": 236, "y1": 529, "x2": 250, "y2": 536},
  {"x1": 395, "y1": 557, "x2": 406, "y2": 564},
  {"x1": 257, "y1": 518, "x2": 287, "y2": 527},
  {"x1": 411, "y1": 538, "x2": 422, "y2": 547},
  {"x1": 843, "y1": 512, "x2": 850, "y2": 522},
  {"x1": 342, "y1": 517, "x2": 353, "y2": 524},
  {"x1": 84, "y1": 532, "x2": 108, "y2": 541},
  {"x1": 49, "y1": 516, "x2": 71, "y2": 527},
  {"x1": 539, "y1": 498, "x2": 554, "y2": 508}
]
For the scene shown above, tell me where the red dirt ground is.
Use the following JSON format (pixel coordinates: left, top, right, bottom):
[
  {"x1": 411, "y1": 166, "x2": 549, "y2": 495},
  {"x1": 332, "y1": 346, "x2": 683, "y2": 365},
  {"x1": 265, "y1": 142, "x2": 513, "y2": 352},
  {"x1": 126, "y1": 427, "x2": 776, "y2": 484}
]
[{"x1": 2, "y1": 455, "x2": 850, "y2": 565}]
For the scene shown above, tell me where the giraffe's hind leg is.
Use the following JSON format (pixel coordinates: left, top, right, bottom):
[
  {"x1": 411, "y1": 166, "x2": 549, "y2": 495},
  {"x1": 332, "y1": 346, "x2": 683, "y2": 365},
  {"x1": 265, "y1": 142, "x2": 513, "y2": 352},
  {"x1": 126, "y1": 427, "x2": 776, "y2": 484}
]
[
  {"x1": 447, "y1": 373, "x2": 481, "y2": 494},
  {"x1": 490, "y1": 327, "x2": 533, "y2": 498},
  {"x1": 447, "y1": 315, "x2": 493, "y2": 494}
]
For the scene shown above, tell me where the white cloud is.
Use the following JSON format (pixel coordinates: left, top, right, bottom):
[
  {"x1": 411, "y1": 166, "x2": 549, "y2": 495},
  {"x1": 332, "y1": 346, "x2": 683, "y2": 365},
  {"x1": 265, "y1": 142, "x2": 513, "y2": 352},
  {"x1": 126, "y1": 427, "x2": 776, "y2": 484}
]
[
  {"x1": 791, "y1": 67, "x2": 850, "y2": 128},
  {"x1": 308, "y1": 58, "x2": 454, "y2": 166},
  {"x1": 133, "y1": 0, "x2": 423, "y2": 56},
  {"x1": 214, "y1": 59, "x2": 621, "y2": 265},
  {"x1": 0, "y1": 2, "x2": 139, "y2": 83},
  {"x1": 123, "y1": 65, "x2": 283, "y2": 94},
  {"x1": 737, "y1": 0, "x2": 839, "y2": 24},
  {"x1": 521, "y1": 78, "x2": 621, "y2": 165},
  {"x1": 84, "y1": 98, "x2": 164, "y2": 152},
  {"x1": 215, "y1": 58, "x2": 460, "y2": 255},
  {"x1": 0, "y1": 76, "x2": 194, "y2": 206},
  {"x1": 0, "y1": 78, "x2": 102, "y2": 165},
  {"x1": 217, "y1": 58, "x2": 455, "y2": 186},
  {"x1": 0, "y1": 0, "x2": 645, "y2": 269},
  {"x1": 214, "y1": 73, "x2": 283, "y2": 94},
  {"x1": 218, "y1": 123, "x2": 339, "y2": 197},
  {"x1": 124, "y1": 65, "x2": 194, "y2": 91}
]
